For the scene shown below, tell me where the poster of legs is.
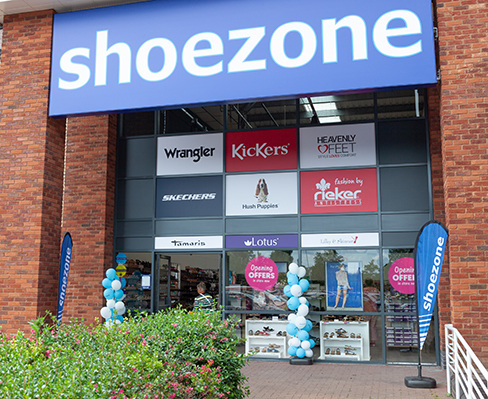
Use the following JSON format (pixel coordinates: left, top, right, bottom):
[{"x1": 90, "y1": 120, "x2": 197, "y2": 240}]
[{"x1": 326, "y1": 262, "x2": 363, "y2": 311}]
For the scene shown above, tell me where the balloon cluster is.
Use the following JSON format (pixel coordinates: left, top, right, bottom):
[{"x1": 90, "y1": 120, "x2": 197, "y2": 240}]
[
  {"x1": 100, "y1": 268, "x2": 127, "y2": 325},
  {"x1": 284, "y1": 263, "x2": 315, "y2": 359}
]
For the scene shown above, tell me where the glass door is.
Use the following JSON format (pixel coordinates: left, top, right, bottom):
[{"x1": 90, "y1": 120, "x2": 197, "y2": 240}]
[{"x1": 156, "y1": 254, "x2": 171, "y2": 311}]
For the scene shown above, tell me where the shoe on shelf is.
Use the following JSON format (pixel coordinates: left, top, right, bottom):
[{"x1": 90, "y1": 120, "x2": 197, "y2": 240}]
[{"x1": 248, "y1": 330, "x2": 254, "y2": 335}]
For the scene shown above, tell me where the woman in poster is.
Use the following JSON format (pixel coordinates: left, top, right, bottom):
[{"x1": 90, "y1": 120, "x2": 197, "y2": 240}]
[{"x1": 333, "y1": 263, "x2": 351, "y2": 309}]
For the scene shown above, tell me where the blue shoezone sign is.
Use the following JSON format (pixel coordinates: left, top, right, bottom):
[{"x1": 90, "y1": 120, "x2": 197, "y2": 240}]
[
  {"x1": 49, "y1": 0, "x2": 437, "y2": 117},
  {"x1": 415, "y1": 221, "x2": 448, "y2": 350},
  {"x1": 57, "y1": 232, "x2": 73, "y2": 322}
]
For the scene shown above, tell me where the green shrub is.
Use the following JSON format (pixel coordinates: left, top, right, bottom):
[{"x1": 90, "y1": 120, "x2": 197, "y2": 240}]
[{"x1": 0, "y1": 308, "x2": 249, "y2": 399}]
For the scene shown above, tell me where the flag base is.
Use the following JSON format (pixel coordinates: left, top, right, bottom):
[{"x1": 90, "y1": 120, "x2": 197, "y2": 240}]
[
  {"x1": 289, "y1": 358, "x2": 313, "y2": 365},
  {"x1": 404, "y1": 376, "x2": 436, "y2": 389}
]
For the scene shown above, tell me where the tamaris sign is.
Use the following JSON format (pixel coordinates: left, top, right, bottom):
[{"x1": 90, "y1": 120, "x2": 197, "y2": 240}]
[{"x1": 49, "y1": 0, "x2": 436, "y2": 117}]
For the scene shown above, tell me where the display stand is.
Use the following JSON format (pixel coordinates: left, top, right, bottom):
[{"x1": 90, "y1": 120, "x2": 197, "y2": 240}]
[
  {"x1": 319, "y1": 321, "x2": 370, "y2": 360},
  {"x1": 245, "y1": 320, "x2": 289, "y2": 358}
]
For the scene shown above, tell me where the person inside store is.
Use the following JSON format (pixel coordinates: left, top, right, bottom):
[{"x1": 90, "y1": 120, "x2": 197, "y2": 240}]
[
  {"x1": 333, "y1": 263, "x2": 351, "y2": 309},
  {"x1": 193, "y1": 282, "x2": 214, "y2": 311},
  {"x1": 363, "y1": 278, "x2": 379, "y2": 346}
]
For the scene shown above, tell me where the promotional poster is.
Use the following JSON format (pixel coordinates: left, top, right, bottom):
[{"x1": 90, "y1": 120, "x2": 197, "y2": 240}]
[{"x1": 326, "y1": 261, "x2": 363, "y2": 311}]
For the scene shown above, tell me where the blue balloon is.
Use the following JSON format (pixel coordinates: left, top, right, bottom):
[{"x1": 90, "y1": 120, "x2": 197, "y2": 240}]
[
  {"x1": 106, "y1": 268, "x2": 117, "y2": 280},
  {"x1": 297, "y1": 330, "x2": 310, "y2": 341},
  {"x1": 287, "y1": 274, "x2": 299, "y2": 285},
  {"x1": 296, "y1": 347, "x2": 305, "y2": 358},
  {"x1": 283, "y1": 285, "x2": 292, "y2": 298},
  {"x1": 114, "y1": 289, "x2": 124, "y2": 300},
  {"x1": 116, "y1": 315, "x2": 124, "y2": 323},
  {"x1": 287, "y1": 297, "x2": 299, "y2": 311},
  {"x1": 299, "y1": 278, "x2": 310, "y2": 292},
  {"x1": 286, "y1": 323, "x2": 298, "y2": 336},
  {"x1": 102, "y1": 278, "x2": 112, "y2": 289},
  {"x1": 103, "y1": 288, "x2": 114, "y2": 299},
  {"x1": 288, "y1": 346, "x2": 298, "y2": 356},
  {"x1": 309, "y1": 339, "x2": 316, "y2": 349},
  {"x1": 303, "y1": 320, "x2": 313, "y2": 332},
  {"x1": 120, "y1": 277, "x2": 127, "y2": 289}
]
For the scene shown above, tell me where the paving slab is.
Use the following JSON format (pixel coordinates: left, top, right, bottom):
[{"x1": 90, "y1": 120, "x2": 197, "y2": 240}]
[{"x1": 243, "y1": 360, "x2": 447, "y2": 399}]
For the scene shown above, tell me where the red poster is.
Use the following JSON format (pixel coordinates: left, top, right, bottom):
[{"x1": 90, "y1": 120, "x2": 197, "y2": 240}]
[
  {"x1": 300, "y1": 169, "x2": 378, "y2": 214},
  {"x1": 226, "y1": 128, "x2": 297, "y2": 172}
]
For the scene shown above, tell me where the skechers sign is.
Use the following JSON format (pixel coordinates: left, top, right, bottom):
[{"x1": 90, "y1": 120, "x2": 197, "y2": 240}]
[
  {"x1": 156, "y1": 176, "x2": 223, "y2": 218},
  {"x1": 49, "y1": 0, "x2": 437, "y2": 117}
]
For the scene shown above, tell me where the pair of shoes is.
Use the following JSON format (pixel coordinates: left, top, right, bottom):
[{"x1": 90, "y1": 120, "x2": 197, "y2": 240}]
[
  {"x1": 336, "y1": 328, "x2": 347, "y2": 334},
  {"x1": 350, "y1": 333, "x2": 356, "y2": 338},
  {"x1": 323, "y1": 332, "x2": 329, "y2": 338},
  {"x1": 263, "y1": 326, "x2": 274, "y2": 332},
  {"x1": 269, "y1": 343, "x2": 281, "y2": 348},
  {"x1": 261, "y1": 347, "x2": 266, "y2": 352},
  {"x1": 276, "y1": 331, "x2": 284, "y2": 336},
  {"x1": 325, "y1": 348, "x2": 331, "y2": 355},
  {"x1": 248, "y1": 330, "x2": 253, "y2": 335},
  {"x1": 337, "y1": 333, "x2": 348, "y2": 338}
]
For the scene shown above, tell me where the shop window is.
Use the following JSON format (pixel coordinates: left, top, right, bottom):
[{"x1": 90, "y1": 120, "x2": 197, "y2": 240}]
[
  {"x1": 377, "y1": 89, "x2": 424, "y2": 119},
  {"x1": 226, "y1": 99, "x2": 296, "y2": 130},
  {"x1": 299, "y1": 93, "x2": 374, "y2": 125},
  {"x1": 225, "y1": 250, "x2": 298, "y2": 312},
  {"x1": 159, "y1": 106, "x2": 224, "y2": 134},
  {"x1": 301, "y1": 249, "x2": 380, "y2": 312},
  {"x1": 122, "y1": 252, "x2": 152, "y2": 313},
  {"x1": 120, "y1": 111, "x2": 155, "y2": 137}
]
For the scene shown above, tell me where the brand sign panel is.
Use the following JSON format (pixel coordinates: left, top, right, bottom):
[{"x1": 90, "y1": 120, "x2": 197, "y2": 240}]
[
  {"x1": 226, "y1": 129, "x2": 297, "y2": 172},
  {"x1": 226, "y1": 172, "x2": 297, "y2": 216},
  {"x1": 302, "y1": 233, "x2": 379, "y2": 247},
  {"x1": 49, "y1": 0, "x2": 437, "y2": 117},
  {"x1": 300, "y1": 123, "x2": 376, "y2": 169},
  {"x1": 157, "y1": 133, "x2": 223, "y2": 176},
  {"x1": 155, "y1": 236, "x2": 223, "y2": 250},
  {"x1": 300, "y1": 168, "x2": 378, "y2": 214},
  {"x1": 156, "y1": 175, "x2": 223, "y2": 218},
  {"x1": 226, "y1": 234, "x2": 298, "y2": 249}
]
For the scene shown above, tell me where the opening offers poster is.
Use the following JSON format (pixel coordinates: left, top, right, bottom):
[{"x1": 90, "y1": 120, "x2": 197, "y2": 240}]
[{"x1": 326, "y1": 262, "x2": 363, "y2": 311}]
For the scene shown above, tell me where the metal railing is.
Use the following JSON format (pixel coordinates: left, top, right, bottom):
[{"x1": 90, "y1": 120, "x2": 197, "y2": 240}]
[{"x1": 445, "y1": 324, "x2": 488, "y2": 399}]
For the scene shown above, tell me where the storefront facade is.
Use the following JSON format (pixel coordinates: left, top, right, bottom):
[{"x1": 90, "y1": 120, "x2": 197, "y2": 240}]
[{"x1": 1, "y1": 0, "x2": 487, "y2": 366}]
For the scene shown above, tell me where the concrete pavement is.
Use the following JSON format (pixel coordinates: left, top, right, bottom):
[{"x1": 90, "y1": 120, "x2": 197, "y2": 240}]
[{"x1": 243, "y1": 360, "x2": 447, "y2": 398}]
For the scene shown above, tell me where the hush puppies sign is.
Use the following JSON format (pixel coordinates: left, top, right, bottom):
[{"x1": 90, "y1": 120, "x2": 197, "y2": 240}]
[{"x1": 49, "y1": 0, "x2": 436, "y2": 117}]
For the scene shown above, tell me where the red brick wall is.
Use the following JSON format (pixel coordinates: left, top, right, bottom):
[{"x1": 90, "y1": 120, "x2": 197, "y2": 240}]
[
  {"x1": 0, "y1": 11, "x2": 66, "y2": 334},
  {"x1": 435, "y1": 0, "x2": 488, "y2": 364},
  {"x1": 60, "y1": 115, "x2": 117, "y2": 323}
]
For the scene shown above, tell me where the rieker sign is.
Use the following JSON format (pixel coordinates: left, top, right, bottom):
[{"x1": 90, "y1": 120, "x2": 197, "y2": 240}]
[{"x1": 49, "y1": 0, "x2": 437, "y2": 117}]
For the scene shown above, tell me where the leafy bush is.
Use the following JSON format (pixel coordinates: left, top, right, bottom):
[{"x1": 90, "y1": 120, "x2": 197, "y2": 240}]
[{"x1": 0, "y1": 308, "x2": 249, "y2": 399}]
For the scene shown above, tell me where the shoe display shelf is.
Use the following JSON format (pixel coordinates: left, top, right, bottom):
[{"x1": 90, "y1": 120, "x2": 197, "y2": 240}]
[
  {"x1": 245, "y1": 320, "x2": 289, "y2": 358},
  {"x1": 319, "y1": 321, "x2": 370, "y2": 361}
]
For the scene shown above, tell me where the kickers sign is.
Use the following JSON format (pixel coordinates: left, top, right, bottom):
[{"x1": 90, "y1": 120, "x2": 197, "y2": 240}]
[
  {"x1": 301, "y1": 169, "x2": 377, "y2": 214},
  {"x1": 226, "y1": 129, "x2": 297, "y2": 172}
]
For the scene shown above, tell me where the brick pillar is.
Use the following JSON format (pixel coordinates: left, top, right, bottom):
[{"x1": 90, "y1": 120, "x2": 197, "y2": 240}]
[
  {"x1": 0, "y1": 11, "x2": 66, "y2": 334},
  {"x1": 60, "y1": 115, "x2": 117, "y2": 322},
  {"x1": 436, "y1": 0, "x2": 488, "y2": 365}
]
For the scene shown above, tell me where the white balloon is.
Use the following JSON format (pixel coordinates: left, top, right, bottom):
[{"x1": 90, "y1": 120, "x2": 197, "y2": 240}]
[
  {"x1": 106, "y1": 299, "x2": 116, "y2": 309},
  {"x1": 305, "y1": 349, "x2": 314, "y2": 358},
  {"x1": 295, "y1": 316, "x2": 306, "y2": 329},
  {"x1": 287, "y1": 313, "x2": 297, "y2": 323},
  {"x1": 288, "y1": 263, "x2": 299, "y2": 275},
  {"x1": 114, "y1": 303, "x2": 126, "y2": 315},
  {"x1": 299, "y1": 297, "x2": 308, "y2": 304},
  {"x1": 289, "y1": 337, "x2": 301, "y2": 347},
  {"x1": 297, "y1": 267, "x2": 306, "y2": 278},
  {"x1": 297, "y1": 304, "x2": 309, "y2": 317},
  {"x1": 100, "y1": 307, "x2": 112, "y2": 319},
  {"x1": 301, "y1": 340, "x2": 311, "y2": 350},
  {"x1": 290, "y1": 284, "x2": 302, "y2": 297},
  {"x1": 115, "y1": 319, "x2": 122, "y2": 324},
  {"x1": 111, "y1": 280, "x2": 122, "y2": 291}
]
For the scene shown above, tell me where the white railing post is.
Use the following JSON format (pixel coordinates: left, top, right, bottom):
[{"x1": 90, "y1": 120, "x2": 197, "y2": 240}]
[{"x1": 445, "y1": 323, "x2": 488, "y2": 399}]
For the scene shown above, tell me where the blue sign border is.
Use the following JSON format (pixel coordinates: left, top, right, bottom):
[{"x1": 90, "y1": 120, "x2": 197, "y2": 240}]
[{"x1": 49, "y1": 0, "x2": 437, "y2": 117}]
